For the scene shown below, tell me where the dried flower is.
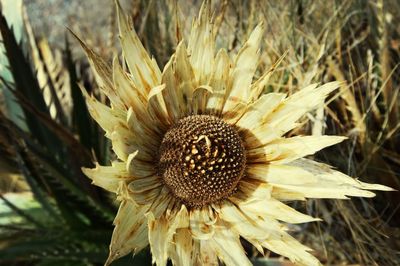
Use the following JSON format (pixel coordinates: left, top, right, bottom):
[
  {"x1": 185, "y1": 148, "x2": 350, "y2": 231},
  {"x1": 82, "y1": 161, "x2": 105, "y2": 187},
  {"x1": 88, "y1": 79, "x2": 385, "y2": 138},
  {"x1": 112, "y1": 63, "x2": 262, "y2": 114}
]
[{"x1": 80, "y1": 1, "x2": 392, "y2": 265}]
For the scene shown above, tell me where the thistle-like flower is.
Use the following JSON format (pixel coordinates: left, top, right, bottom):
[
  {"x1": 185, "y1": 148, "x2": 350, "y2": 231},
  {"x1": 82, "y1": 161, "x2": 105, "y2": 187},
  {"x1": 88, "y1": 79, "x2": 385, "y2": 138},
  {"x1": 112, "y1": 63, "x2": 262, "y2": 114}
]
[{"x1": 79, "y1": 2, "x2": 391, "y2": 265}]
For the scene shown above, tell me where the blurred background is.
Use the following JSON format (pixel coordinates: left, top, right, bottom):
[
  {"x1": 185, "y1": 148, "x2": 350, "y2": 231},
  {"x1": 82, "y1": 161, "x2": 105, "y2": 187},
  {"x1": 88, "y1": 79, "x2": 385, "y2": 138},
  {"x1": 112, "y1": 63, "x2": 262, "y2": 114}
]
[{"x1": 0, "y1": 0, "x2": 399, "y2": 265}]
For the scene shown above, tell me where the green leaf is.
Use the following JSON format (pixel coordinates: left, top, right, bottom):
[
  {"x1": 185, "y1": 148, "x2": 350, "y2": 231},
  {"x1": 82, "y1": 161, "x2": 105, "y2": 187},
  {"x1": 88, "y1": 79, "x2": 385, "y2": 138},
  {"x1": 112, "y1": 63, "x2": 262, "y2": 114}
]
[{"x1": 0, "y1": 10, "x2": 61, "y2": 152}]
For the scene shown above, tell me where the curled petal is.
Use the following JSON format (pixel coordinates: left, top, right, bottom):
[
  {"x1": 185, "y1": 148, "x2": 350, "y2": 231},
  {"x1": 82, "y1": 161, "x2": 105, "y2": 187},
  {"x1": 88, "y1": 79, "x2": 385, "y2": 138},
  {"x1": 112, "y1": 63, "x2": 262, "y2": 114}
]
[{"x1": 82, "y1": 161, "x2": 129, "y2": 193}]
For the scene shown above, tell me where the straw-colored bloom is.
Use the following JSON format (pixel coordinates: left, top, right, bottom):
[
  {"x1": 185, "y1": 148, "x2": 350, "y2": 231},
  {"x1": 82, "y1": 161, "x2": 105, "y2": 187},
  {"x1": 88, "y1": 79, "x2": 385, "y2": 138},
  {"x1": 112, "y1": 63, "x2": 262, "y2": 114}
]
[{"x1": 79, "y1": 2, "x2": 392, "y2": 265}]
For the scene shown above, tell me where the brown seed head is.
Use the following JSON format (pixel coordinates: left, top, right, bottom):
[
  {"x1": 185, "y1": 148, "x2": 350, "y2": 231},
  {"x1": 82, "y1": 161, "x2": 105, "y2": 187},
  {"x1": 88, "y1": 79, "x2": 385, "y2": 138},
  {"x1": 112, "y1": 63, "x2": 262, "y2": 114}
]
[{"x1": 158, "y1": 115, "x2": 246, "y2": 207}]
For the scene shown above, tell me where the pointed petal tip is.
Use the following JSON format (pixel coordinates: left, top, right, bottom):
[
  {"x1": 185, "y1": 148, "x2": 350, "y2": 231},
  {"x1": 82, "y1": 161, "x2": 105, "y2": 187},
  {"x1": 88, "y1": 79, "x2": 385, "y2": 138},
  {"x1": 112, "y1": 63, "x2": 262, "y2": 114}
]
[
  {"x1": 105, "y1": 248, "x2": 118, "y2": 266},
  {"x1": 367, "y1": 184, "x2": 396, "y2": 192},
  {"x1": 81, "y1": 166, "x2": 91, "y2": 176}
]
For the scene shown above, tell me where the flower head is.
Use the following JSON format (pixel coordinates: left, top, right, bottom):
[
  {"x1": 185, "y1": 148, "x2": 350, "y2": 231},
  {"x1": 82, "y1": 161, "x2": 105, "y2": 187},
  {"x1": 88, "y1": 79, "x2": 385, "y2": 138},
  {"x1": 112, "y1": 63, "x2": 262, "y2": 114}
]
[{"x1": 79, "y1": 1, "x2": 392, "y2": 265}]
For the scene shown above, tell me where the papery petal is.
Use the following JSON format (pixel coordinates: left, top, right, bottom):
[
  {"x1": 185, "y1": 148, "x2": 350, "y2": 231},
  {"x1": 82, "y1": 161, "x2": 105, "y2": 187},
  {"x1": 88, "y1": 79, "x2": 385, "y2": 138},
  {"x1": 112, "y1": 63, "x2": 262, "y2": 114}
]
[
  {"x1": 112, "y1": 57, "x2": 147, "y2": 113},
  {"x1": 82, "y1": 162, "x2": 129, "y2": 193},
  {"x1": 126, "y1": 151, "x2": 156, "y2": 178},
  {"x1": 105, "y1": 199, "x2": 148, "y2": 265},
  {"x1": 236, "y1": 92, "x2": 286, "y2": 131},
  {"x1": 198, "y1": 240, "x2": 219, "y2": 265},
  {"x1": 110, "y1": 125, "x2": 137, "y2": 161},
  {"x1": 148, "y1": 186, "x2": 175, "y2": 219},
  {"x1": 263, "y1": 82, "x2": 340, "y2": 137},
  {"x1": 161, "y1": 55, "x2": 181, "y2": 121},
  {"x1": 128, "y1": 175, "x2": 162, "y2": 193},
  {"x1": 79, "y1": 84, "x2": 125, "y2": 137},
  {"x1": 238, "y1": 197, "x2": 320, "y2": 224},
  {"x1": 171, "y1": 229, "x2": 194, "y2": 266},
  {"x1": 146, "y1": 84, "x2": 172, "y2": 129},
  {"x1": 148, "y1": 205, "x2": 189, "y2": 265},
  {"x1": 248, "y1": 158, "x2": 393, "y2": 199},
  {"x1": 71, "y1": 31, "x2": 124, "y2": 110},
  {"x1": 249, "y1": 52, "x2": 287, "y2": 101},
  {"x1": 116, "y1": 0, "x2": 161, "y2": 92},
  {"x1": 208, "y1": 223, "x2": 252, "y2": 266},
  {"x1": 260, "y1": 231, "x2": 322, "y2": 266},
  {"x1": 247, "y1": 135, "x2": 346, "y2": 164},
  {"x1": 126, "y1": 107, "x2": 161, "y2": 151},
  {"x1": 217, "y1": 200, "x2": 269, "y2": 239},
  {"x1": 206, "y1": 49, "x2": 231, "y2": 115},
  {"x1": 127, "y1": 175, "x2": 163, "y2": 205},
  {"x1": 189, "y1": 206, "x2": 216, "y2": 240},
  {"x1": 174, "y1": 41, "x2": 197, "y2": 115},
  {"x1": 222, "y1": 22, "x2": 264, "y2": 115},
  {"x1": 188, "y1": 0, "x2": 215, "y2": 85}
]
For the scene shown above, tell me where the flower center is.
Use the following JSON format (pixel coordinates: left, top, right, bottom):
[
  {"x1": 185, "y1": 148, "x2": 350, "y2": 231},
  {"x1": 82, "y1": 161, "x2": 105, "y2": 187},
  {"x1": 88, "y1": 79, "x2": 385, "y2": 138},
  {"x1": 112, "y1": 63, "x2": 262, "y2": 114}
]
[{"x1": 158, "y1": 115, "x2": 246, "y2": 208}]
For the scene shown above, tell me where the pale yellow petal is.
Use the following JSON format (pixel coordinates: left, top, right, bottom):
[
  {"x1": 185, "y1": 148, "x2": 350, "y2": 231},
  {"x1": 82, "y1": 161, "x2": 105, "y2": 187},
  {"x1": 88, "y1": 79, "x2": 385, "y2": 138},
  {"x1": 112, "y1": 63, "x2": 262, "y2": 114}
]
[
  {"x1": 148, "y1": 186, "x2": 175, "y2": 219},
  {"x1": 82, "y1": 97, "x2": 139, "y2": 163},
  {"x1": 148, "y1": 205, "x2": 189, "y2": 266},
  {"x1": 248, "y1": 163, "x2": 318, "y2": 185},
  {"x1": 260, "y1": 231, "x2": 322, "y2": 266},
  {"x1": 126, "y1": 107, "x2": 162, "y2": 152},
  {"x1": 236, "y1": 178, "x2": 272, "y2": 201},
  {"x1": 109, "y1": 119, "x2": 153, "y2": 163},
  {"x1": 80, "y1": 84, "x2": 125, "y2": 137},
  {"x1": 160, "y1": 41, "x2": 199, "y2": 121},
  {"x1": 217, "y1": 200, "x2": 269, "y2": 239},
  {"x1": 271, "y1": 186, "x2": 306, "y2": 201},
  {"x1": 208, "y1": 222, "x2": 252, "y2": 266},
  {"x1": 246, "y1": 82, "x2": 341, "y2": 150},
  {"x1": 219, "y1": 202, "x2": 285, "y2": 255},
  {"x1": 192, "y1": 85, "x2": 213, "y2": 115},
  {"x1": 263, "y1": 82, "x2": 340, "y2": 138},
  {"x1": 82, "y1": 162, "x2": 129, "y2": 193},
  {"x1": 249, "y1": 51, "x2": 288, "y2": 101},
  {"x1": 247, "y1": 135, "x2": 347, "y2": 164},
  {"x1": 206, "y1": 49, "x2": 231, "y2": 115},
  {"x1": 236, "y1": 92, "x2": 286, "y2": 131},
  {"x1": 222, "y1": 22, "x2": 264, "y2": 114},
  {"x1": 189, "y1": 206, "x2": 216, "y2": 240},
  {"x1": 275, "y1": 183, "x2": 377, "y2": 199},
  {"x1": 112, "y1": 57, "x2": 147, "y2": 114},
  {"x1": 71, "y1": 31, "x2": 124, "y2": 110},
  {"x1": 174, "y1": 41, "x2": 197, "y2": 116},
  {"x1": 238, "y1": 197, "x2": 320, "y2": 224},
  {"x1": 188, "y1": 0, "x2": 215, "y2": 85},
  {"x1": 248, "y1": 158, "x2": 393, "y2": 199},
  {"x1": 109, "y1": 126, "x2": 137, "y2": 161},
  {"x1": 146, "y1": 84, "x2": 172, "y2": 128},
  {"x1": 198, "y1": 240, "x2": 219, "y2": 265},
  {"x1": 126, "y1": 151, "x2": 156, "y2": 178},
  {"x1": 130, "y1": 186, "x2": 161, "y2": 205},
  {"x1": 243, "y1": 124, "x2": 281, "y2": 150},
  {"x1": 127, "y1": 176, "x2": 163, "y2": 205},
  {"x1": 128, "y1": 175, "x2": 162, "y2": 193},
  {"x1": 297, "y1": 159, "x2": 393, "y2": 191},
  {"x1": 105, "y1": 199, "x2": 148, "y2": 265},
  {"x1": 171, "y1": 229, "x2": 194, "y2": 266},
  {"x1": 233, "y1": 181, "x2": 312, "y2": 225},
  {"x1": 217, "y1": 198, "x2": 281, "y2": 254},
  {"x1": 161, "y1": 55, "x2": 181, "y2": 122},
  {"x1": 116, "y1": 0, "x2": 161, "y2": 93}
]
